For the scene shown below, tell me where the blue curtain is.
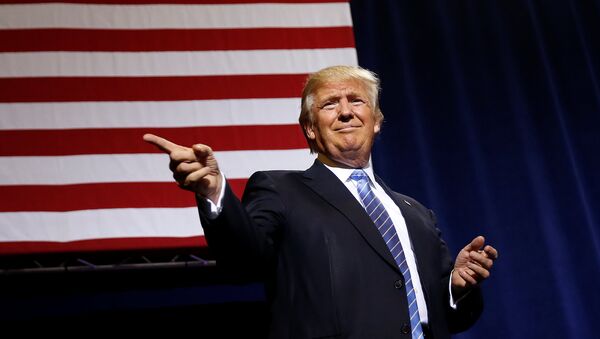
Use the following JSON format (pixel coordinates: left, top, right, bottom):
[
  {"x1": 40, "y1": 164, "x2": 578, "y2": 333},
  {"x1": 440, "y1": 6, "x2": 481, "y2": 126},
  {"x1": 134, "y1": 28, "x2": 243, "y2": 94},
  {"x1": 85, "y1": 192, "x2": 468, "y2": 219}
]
[{"x1": 351, "y1": 0, "x2": 600, "y2": 338}]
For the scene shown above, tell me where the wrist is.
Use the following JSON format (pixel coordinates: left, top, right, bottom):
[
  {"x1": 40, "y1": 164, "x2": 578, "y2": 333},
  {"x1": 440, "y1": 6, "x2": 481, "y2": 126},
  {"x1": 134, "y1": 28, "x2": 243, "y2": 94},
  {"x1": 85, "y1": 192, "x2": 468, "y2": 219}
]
[
  {"x1": 451, "y1": 270, "x2": 471, "y2": 300},
  {"x1": 207, "y1": 172, "x2": 224, "y2": 205}
]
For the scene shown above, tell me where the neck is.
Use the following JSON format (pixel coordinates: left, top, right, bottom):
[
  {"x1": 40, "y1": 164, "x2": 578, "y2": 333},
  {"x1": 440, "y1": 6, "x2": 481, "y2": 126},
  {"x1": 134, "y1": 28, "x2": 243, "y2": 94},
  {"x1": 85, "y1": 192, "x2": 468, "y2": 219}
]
[{"x1": 317, "y1": 153, "x2": 370, "y2": 169}]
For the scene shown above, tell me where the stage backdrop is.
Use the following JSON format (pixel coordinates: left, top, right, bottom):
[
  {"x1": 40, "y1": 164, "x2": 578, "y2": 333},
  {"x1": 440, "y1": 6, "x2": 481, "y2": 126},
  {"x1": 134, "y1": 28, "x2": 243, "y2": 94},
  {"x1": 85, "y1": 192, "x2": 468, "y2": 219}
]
[
  {"x1": 351, "y1": 0, "x2": 600, "y2": 338},
  {"x1": 0, "y1": 0, "x2": 356, "y2": 255}
]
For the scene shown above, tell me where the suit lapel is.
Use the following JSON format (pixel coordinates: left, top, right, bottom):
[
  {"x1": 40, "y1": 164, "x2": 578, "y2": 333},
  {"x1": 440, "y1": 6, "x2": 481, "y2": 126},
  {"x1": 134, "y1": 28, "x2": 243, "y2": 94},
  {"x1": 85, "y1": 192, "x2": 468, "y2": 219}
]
[{"x1": 302, "y1": 160, "x2": 401, "y2": 273}]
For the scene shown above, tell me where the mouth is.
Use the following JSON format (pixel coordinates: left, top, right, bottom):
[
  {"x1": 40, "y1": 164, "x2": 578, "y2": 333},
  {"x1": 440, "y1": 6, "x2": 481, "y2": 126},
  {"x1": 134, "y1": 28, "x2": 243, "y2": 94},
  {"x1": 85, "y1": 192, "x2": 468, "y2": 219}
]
[{"x1": 335, "y1": 125, "x2": 361, "y2": 132}]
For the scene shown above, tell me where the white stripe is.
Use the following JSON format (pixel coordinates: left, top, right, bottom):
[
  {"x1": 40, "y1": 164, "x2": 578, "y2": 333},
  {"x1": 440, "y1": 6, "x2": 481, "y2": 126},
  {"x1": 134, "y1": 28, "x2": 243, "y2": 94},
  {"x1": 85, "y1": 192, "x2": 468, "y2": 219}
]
[
  {"x1": 380, "y1": 222, "x2": 394, "y2": 237},
  {"x1": 0, "y1": 98, "x2": 301, "y2": 130},
  {"x1": 0, "y1": 149, "x2": 315, "y2": 185},
  {"x1": 412, "y1": 324, "x2": 423, "y2": 336},
  {"x1": 0, "y1": 207, "x2": 202, "y2": 242},
  {"x1": 402, "y1": 266, "x2": 410, "y2": 276},
  {"x1": 389, "y1": 238, "x2": 401, "y2": 251},
  {"x1": 385, "y1": 232, "x2": 397, "y2": 246},
  {"x1": 410, "y1": 310, "x2": 419, "y2": 321},
  {"x1": 396, "y1": 256, "x2": 407, "y2": 267},
  {"x1": 0, "y1": 3, "x2": 352, "y2": 29},
  {"x1": 0, "y1": 49, "x2": 358, "y2": 78},
  {"x1": 409, "y1": 298, "x2": 417, "y2": 309},
  {"x1": 363, "y1": 194, "x2": 376, "y2": 209},
  {"x1": 372, "y1": 206, "x2": 386, "y2": 223},
  {"x1": 379, "y1": 216, "x2": 391, "y2": 231},
  {"x1": 357, "y1": 182, "x2": 369, "y2": 196}
]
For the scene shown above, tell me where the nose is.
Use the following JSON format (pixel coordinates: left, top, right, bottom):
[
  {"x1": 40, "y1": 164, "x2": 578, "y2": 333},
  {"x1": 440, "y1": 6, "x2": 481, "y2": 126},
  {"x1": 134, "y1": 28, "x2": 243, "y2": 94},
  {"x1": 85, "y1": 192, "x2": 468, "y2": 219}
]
[{"x1": 338, "y1": 98, "x2": 353, "y2": 120}]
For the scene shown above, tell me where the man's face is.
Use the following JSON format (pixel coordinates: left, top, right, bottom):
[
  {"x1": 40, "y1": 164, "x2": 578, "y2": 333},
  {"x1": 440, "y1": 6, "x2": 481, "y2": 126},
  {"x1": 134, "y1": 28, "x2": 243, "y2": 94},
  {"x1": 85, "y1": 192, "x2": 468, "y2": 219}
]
[{"x1": 305, "y1": 79, "x2": 381, "y2": 168}]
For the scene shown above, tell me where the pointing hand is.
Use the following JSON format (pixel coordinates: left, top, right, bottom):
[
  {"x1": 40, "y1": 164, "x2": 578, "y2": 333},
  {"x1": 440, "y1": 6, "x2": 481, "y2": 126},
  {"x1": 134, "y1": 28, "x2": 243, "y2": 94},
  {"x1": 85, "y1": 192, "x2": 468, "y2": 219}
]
[{"x1": 143, "y1": 133, "x2": 223, "y2": 203}]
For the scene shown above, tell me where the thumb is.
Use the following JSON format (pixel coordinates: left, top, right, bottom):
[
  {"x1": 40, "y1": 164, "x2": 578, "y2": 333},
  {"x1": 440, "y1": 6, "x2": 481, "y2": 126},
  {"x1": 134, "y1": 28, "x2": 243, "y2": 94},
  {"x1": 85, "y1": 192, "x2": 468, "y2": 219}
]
[
  {"x1": 463, "y1": 235, "x2": 485, "y2": 252},
  {"x1": 192, "y1": 143, "x2": 214, "y2": 159},
  {"x1": 192, "y1": 144, "x2": 220, "y2": 174}
]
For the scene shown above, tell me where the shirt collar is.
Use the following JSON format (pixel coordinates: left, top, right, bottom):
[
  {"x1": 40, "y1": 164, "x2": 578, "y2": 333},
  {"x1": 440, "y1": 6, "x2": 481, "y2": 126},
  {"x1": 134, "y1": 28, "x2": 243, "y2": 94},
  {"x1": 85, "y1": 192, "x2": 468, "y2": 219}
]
[{"x1": 321, "y1": 159, "x2": 376, "y2": 185}]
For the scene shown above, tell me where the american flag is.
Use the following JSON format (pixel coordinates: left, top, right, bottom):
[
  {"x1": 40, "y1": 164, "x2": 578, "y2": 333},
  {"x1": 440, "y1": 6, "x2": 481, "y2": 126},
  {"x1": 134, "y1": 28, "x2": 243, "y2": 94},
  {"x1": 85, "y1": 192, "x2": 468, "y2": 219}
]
[{"x1": 0, "y1": 1, "x2": 357, "y2": 255}]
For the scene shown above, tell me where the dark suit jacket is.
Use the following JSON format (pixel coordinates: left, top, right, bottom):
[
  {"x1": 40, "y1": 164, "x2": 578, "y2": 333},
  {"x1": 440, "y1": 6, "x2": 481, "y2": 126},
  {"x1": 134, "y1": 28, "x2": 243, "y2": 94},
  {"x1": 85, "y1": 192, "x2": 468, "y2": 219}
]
[{"x1": 199, "y1": 160, "x2": 483, "y2": 339}]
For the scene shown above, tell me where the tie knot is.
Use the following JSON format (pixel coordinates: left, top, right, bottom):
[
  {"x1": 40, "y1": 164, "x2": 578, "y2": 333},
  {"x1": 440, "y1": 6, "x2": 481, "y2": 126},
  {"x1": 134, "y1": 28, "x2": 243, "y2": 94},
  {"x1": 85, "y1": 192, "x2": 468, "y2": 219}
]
[{"x1": 350, "y1": 169, "x2": 368, "y2": 183}]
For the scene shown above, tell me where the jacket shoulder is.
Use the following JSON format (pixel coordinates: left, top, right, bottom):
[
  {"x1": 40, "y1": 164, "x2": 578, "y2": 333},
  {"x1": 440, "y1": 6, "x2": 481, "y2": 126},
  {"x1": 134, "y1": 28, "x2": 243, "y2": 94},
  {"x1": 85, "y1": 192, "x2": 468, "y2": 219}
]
[{"x1": 246, "y1": 170, "x2": 304, "y2": 185}]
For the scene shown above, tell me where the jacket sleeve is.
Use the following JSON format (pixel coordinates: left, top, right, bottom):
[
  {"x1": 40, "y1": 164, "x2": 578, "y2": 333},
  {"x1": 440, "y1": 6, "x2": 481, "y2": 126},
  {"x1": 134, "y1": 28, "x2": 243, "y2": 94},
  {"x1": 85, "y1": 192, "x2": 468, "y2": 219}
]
[
  {"x1": 197, "y1": 171, "x2": 285, "y2": 277},
  {"x1": 402, "y1": 196, "x2": 484, "y2": 335},
  {"x1": 431, "y1": 208, "x2": 484, "y2": 334}
]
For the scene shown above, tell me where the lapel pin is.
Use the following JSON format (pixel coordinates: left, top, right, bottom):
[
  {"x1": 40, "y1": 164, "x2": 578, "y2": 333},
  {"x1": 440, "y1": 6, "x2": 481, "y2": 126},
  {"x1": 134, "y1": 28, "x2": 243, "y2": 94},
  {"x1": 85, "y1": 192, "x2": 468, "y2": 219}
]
[{"x1": 403, "y1": 200, "x2": 412, "y2": 206}]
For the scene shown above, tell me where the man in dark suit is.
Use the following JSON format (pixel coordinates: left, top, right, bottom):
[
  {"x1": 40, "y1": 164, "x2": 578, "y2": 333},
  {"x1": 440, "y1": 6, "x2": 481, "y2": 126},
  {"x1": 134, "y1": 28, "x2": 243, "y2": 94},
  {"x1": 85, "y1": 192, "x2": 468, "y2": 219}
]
[{"x1": 144, "y1": 65, "x2": 498, "y2": 338}]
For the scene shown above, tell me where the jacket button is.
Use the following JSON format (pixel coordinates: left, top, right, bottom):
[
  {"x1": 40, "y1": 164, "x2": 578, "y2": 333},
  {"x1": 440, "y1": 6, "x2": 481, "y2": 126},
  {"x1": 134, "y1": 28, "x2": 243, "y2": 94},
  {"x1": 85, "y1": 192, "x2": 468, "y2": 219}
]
[
  {"x1": 401, "y1": 323, "x2": 410, "y2": 334},
  {"x1": 394, "y1": 279, "x2": 403, "y2": 289}
]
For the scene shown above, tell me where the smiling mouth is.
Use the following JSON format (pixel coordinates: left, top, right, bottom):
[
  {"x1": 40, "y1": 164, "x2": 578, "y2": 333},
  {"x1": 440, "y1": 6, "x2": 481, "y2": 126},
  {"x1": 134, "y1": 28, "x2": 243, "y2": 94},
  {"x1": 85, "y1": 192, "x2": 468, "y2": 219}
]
[{"x1": 335, "y1": 126, "x2": 360, "y2": 132}]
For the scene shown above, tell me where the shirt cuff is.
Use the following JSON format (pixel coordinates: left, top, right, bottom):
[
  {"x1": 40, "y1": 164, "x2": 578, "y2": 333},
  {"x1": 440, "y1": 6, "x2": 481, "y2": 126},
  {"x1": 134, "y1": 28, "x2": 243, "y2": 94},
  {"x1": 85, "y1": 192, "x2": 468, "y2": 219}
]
[
  {"x1": 449, "y1": 269, "x2": 470, "y2": 309},
  {"x1": 197, "y1": 172, "x2": 226, "y2": 220}
]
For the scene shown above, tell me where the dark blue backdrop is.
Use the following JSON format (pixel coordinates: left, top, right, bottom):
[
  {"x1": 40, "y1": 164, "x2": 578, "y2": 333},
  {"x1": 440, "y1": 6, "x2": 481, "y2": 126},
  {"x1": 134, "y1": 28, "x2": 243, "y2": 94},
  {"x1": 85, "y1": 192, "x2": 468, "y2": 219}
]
[{"x1": 351, "y1": 0, "x2": 600, "y2": 338}]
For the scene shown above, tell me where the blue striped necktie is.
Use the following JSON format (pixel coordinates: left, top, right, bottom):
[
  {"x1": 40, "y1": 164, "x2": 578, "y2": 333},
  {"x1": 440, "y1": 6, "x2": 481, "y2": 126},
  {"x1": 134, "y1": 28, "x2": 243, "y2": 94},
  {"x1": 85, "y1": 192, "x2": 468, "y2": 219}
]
[{"x1": 350, "y1": 169, "x2": 424, "y2": 339}]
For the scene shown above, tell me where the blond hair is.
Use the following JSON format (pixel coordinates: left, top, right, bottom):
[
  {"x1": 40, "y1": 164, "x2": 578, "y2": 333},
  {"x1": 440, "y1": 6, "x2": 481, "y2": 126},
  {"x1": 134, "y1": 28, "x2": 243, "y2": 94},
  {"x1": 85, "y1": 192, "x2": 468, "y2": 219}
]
[{"x1": 298, "y1": 65, "x2": 384, "y2": 153}]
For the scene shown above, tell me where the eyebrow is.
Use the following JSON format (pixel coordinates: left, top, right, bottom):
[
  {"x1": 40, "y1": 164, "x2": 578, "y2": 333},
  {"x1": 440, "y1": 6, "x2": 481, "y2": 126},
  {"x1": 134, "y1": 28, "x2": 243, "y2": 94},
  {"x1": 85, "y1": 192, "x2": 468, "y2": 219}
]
[{"x1": 318, "y1": 91, "x2": 364, "y2": 103}]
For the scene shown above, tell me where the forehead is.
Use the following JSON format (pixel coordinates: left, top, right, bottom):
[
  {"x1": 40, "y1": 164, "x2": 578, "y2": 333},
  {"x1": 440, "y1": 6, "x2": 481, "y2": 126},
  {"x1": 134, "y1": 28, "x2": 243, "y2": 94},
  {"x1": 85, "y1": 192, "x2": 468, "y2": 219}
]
[{"x1": 313, "y1": 79, "x2": 369, "y2": 100}]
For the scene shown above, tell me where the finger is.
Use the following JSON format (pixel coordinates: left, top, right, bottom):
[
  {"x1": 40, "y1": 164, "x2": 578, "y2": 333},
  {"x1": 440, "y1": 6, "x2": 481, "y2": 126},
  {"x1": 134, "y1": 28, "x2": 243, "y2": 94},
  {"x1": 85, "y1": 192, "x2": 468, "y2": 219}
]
[
  {"x1": 463, "y1": 267, "x2": 476, "y2": 277},
  {"x1": 483, "y1": 245, "x2": 499, "y2": 260},
  {"x1": 176, "y1": 161, "x2": 202, "y2": 174},
  {"x1": 458, "y1": 269, "x2": 478, "y2": 285},
  {"x1": 168, "y1": 148, "x2": 197, "y2": 172},
  {"x1": 170, "y1": 148, "x2": 197, "y2": 163},
  {"x1": 143, "y1": 133, "x2": 182, "y2": 154},
  {"x1": 183, "y1": 166, "x2": 214, "y2": 188},
  {"x1": 467, "y1": 262, "x2": 490, "y2": 279},
  {"x1": 172, "y1": 162, "x2": 203, "y2": 184},
  {"x1": 462, "y1": 235, "x2": 485, "y2": 252},
  {"x1": 469, "y1": 251, "x2": 494, "y2": 269}
]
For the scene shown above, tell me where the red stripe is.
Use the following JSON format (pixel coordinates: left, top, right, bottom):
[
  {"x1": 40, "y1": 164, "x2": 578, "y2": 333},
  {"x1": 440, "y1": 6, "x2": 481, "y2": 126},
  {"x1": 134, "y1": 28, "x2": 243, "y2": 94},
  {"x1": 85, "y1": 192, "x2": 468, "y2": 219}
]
[
  {"x1": 0, "y1": 27, "x2": 354, "y2": 52},
  {"x1": 0, "y1": 179, "x2": 248, "y2": 212},
  {"x1": 0, "y1": 74, "x2": 307, "y2": 103},
  {"x1": 0, "y1": 236, "x2": 208, "y2": 256},
  {"x1": 0, "y1": 125, "x2": 306, "y2": 156},
  {"x1": 0, "y1": 0, "x2": 347, "y2": 3}
]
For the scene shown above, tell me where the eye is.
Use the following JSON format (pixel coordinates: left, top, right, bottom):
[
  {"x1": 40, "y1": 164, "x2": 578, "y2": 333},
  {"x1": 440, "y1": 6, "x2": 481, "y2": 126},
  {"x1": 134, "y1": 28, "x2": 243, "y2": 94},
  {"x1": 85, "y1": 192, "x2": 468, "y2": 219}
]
[
  {"x1": 351, "y1": 98, "x2": 366, "y2": 106},
  {"x1": 320, "y1": 102, "x2": 338, "y2": 110}
]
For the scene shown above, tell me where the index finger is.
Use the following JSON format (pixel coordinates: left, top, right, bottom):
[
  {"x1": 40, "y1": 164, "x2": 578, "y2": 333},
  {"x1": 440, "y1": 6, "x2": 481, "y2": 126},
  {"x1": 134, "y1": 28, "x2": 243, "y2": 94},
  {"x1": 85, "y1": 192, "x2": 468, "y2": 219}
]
[
  {"x1": 143, "y1": 133, "x2": 182, "y2": 154},
  {"x1": 483, "y1": 245, "x2": 498, "y2": 260}
]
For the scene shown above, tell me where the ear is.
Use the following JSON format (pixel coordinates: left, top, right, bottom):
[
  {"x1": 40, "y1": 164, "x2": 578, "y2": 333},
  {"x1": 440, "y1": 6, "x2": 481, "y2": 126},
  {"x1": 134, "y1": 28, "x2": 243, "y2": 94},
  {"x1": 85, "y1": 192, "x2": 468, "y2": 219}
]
[
  {"x1": 373, "y1": 109, "x2": 383, "y2": 135},
  {"x1": 305, "y1": 124, "x2": 316, "y2": 140},
  {"x1": 374, "y1": 121, "x2": 381, "y2": 135}
]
